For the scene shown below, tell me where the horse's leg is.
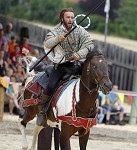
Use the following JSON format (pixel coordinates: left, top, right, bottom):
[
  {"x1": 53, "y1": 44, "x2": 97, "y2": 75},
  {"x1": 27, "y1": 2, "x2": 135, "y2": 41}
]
[
  {"x1": 78, "y1": 130, "x2": 90, "y2": 150},
  {"x1": 18, "y1": 117, "x2": 28, "y2": 150},
  {"x1": 60, "y1": 122, "x2": 77, "y2": 150},
  {"x1": 29, "y1": 125, "x2": 44, "y2": 150},
  {"x1": 19, "y1": 107, "x2": 38, "y2": 150}
]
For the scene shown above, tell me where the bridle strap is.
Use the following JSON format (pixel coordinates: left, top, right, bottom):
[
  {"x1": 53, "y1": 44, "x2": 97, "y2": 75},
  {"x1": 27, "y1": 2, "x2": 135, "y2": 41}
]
[{"x1": 80, "y1": 78, "x2": 99, "y2": 95}]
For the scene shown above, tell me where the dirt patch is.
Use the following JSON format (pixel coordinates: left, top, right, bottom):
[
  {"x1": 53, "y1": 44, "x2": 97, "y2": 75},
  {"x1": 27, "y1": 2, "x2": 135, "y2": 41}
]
[{"x1": 0, "y1": 113, "x2": 137, "y2": 150}]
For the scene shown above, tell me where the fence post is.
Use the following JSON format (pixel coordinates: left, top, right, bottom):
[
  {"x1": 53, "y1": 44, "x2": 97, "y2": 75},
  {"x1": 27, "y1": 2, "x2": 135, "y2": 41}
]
[
  {"x1": 0, "y1": 86, "x2": 5, "y2": 121},
  {"x1": 129, "y1": 70, "x2": 137, "y2": 124}
]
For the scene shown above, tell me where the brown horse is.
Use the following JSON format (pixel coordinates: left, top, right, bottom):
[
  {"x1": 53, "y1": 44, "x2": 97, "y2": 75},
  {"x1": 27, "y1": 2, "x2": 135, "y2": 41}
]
[{"x1": 18, "y1": 50, "x2": 112, "y2": 150}]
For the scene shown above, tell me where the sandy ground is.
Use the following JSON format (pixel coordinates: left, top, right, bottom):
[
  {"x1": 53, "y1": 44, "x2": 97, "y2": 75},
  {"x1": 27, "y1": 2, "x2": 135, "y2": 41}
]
[{"x1": 0, "y1": 113, "x2": 137, "y2": 150}]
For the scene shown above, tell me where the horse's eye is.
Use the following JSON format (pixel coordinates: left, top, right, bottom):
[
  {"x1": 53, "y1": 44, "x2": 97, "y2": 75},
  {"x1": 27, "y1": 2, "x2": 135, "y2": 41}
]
[{"x1": 93, "y1": 65, "x2": 97, "y2": 69}]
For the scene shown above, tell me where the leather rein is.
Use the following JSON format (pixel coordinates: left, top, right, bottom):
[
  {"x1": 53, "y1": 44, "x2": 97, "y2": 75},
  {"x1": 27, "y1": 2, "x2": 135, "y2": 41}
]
[{"x1": 76, "y1": 55, "x2": 109, "y2": 117}]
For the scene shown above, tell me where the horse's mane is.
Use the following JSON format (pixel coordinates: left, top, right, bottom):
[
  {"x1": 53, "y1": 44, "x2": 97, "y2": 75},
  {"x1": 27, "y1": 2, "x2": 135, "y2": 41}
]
[{"x1": 85, "y1": 49, "x2": 103, "y2": 62}]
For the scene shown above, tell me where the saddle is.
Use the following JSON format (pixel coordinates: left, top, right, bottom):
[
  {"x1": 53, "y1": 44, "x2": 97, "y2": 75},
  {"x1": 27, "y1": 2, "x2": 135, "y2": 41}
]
[{"x1": 22, "y1": 66, "x2": 72, "y2": 107}]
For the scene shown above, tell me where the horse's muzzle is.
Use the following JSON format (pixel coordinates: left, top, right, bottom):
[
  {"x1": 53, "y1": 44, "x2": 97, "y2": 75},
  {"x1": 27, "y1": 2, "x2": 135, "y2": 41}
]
[{"x1": 101, "y1": 82, "x2": 112, "y2": 94}]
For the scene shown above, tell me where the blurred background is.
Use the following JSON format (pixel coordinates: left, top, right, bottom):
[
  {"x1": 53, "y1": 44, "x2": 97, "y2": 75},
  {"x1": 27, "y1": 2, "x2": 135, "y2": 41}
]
[{"x1": 0, "y1": 0, "x2": 136, "y2": 40}]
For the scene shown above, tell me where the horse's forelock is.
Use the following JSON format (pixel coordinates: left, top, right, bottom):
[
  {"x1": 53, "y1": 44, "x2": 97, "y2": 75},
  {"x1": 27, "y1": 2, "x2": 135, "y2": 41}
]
[{"x1": 85, "y1": 50, "x2": 103, "y2": 62}]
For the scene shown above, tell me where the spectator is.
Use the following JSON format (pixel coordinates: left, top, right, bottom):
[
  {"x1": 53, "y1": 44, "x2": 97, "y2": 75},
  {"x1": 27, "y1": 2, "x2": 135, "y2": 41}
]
[
  {"x1": 8, "y1": 36, "x2": 17, "y2": 60},
  {"x1": 0, "y1": 27, "x2": 9, "y2": 60},
  {"x1": 4, "y1": 23, "x2": 15, "y2": 43},
  {"x1": 0, "y1": 49, "x2": 8, "y2": 77},
  {"x1": 7, "y1": 58, "x2": 17, "y2": 73},
  {"x1": 103, "y1": 85, "x2": 125, "y2": 125},
  {"x1": 15, "y1": 64, "x2": 26, "y2": 82},
  {"x1": 97, "y1": 94, "x2": 106, "y2": 124},
  {"x1": 20, "y1": 37, "x2": 31, "y2": 56},
  {"x1": 11, "y1": 45, "x2": 22, "y2": 64},
  {"x1": 0, "y1": 23, "x2": 3, "y2": 30},
  {"x1": 14, "y1": 55, "x2": 22, "y2": 68},
  {"x1": 31, "y1": 49, "x2": 40, "y2": 58},
  {"x1": 5, "y1": 74, "x2": 20, "y2": 115},
  {"x1": 22, "y1": 47, "x2": 46, "y2": 73}
]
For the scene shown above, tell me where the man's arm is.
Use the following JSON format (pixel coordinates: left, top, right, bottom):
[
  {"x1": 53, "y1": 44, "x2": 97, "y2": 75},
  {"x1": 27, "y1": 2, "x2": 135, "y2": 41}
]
[
  {"x1": 44, "y1": 32, "x2": 65, "y2": 49},
  {"x1": 72, "y1": 29, "x2": 94, "y2": 60}
]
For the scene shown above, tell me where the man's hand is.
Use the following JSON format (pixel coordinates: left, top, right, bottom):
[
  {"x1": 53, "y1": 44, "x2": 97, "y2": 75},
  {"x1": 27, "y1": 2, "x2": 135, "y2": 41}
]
[
  {"x1": 58, "y1": 35, "x2": 65, "y2": 42},
  {"x1": 71, "y1": 53, "x2": 80, "y2": 60}
]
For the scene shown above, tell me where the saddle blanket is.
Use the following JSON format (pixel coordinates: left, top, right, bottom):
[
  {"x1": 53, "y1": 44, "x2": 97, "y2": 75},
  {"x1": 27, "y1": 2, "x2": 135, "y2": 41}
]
[{"x1": 53, "y1": 79, "x2": 80, "y2": 116}]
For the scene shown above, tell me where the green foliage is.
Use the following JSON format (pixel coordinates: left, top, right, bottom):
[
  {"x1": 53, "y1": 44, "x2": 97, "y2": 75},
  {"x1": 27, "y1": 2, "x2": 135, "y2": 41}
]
[
  {"x1": 0, "y1": 0, "x2": 19, "y2": 15},
  {"x1": 88, "y1": 15, "x2": 105, "y2": 33},
  {"x1": 113, "y1": 0, "x2": 137, "y2": 40},
  {"x1": 29, "y1": 0, "x2": 66, "y2": 24},
  {"x1": 0, "y1": 0, "x2": 137, "y2": 40},
  {"x1": 8, "y1": 4, "x2": 30, "y2": 19}
]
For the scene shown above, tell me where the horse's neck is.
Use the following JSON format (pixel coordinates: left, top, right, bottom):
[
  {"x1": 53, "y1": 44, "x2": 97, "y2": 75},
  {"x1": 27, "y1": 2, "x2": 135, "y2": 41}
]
[
  {"x1": 80, "y1": 65, "x2": 97, "y2": 94},
  {"x1": 79, "y1": 68, "x2": 98, "y2": 115}
]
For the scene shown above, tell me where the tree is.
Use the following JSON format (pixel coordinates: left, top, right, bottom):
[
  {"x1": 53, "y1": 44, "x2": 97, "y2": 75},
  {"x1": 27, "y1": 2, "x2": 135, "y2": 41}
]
[
  {"x1": 79, "y1": 0, "x2": 120, "y2": 20},
  {"x1": 29, "y1": 0, "x2": 66, "y2": 24},
  {"x1": 114, "y1": 0, "x2": 137, "y2": 39}
]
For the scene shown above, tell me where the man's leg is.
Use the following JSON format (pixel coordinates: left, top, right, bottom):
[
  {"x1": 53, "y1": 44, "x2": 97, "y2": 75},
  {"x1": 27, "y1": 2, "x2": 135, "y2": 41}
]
[
  {"x1": 119, "y1": 107, "x2": 125, "y2": 125},
  {"x1": 103, "y1": 106, "x2": 112, "y2": 124},
  {"x1": 37, "y1": 68, "x2": 65, "y2": 126}
]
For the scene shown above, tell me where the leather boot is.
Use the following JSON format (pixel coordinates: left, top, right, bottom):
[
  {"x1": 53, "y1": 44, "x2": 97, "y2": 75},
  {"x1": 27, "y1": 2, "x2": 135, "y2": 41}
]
[
  {"x1": 39, "y1": 93, "x2": 50, "y2": 103},
  {"x1": 37, "y1": 93, "x2": 50, "y2": 126}
]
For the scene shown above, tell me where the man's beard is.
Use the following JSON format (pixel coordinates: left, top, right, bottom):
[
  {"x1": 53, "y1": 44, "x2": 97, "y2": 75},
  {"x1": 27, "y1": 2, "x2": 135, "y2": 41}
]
[{"x1": 63, "y1": 20, "x2": 73, "y2": 30}]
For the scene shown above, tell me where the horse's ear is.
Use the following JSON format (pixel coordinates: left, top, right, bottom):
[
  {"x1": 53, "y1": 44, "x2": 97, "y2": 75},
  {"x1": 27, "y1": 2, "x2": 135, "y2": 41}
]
[{"x1": 86, "y1": 49, "x2": 103, "y2": 60}]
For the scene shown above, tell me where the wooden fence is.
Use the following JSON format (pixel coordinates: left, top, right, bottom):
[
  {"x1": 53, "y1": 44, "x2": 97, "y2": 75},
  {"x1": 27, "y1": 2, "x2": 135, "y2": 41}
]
[
  {"x1": 94, "y1": 40, "x2": 137, "y2": 90},
  {"x1": 1, "y1": 15, "x2": 137, "y2": 91}
]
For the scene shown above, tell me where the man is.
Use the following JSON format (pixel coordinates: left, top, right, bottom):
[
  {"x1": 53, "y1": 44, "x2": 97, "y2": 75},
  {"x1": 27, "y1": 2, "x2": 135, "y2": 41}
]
[
  {"x1": 103, "y1": 85, "x2": 125, "y2": 125},
  {"x1": 37, "y1": 7, "x2": 94, "y2": 126},
  {"x1": 5, "y1": 23, "x2": 15, "y2": 43}
]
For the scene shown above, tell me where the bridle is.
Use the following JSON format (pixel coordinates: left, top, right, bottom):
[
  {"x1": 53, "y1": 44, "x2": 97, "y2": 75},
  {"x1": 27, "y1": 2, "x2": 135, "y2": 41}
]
[
  {"x1": 81, "y1": 55, "x2": 109, "y2": 94},
  {"x1": 76, "y1": 55, "x2": 109, "y2": 117}
]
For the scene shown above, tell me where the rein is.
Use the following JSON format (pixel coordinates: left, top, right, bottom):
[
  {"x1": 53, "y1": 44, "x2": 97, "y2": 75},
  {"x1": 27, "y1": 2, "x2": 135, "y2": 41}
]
[
  {"x1": 75, "y1": 55, "x2": 108, "y2": 117},
  {"x1": 73, "y1": 81, "x2": 97, "y2": 118},
  {"x1": 80, "y1": 78, "x2": 99, "y2": 95}
]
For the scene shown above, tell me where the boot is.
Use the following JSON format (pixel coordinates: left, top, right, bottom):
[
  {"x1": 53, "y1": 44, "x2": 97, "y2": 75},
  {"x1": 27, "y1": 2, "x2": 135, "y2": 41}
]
[
  {"x1": 39, "y1": 93, "x2": 50, "y2": 104},
  {"x1": 37, "y1": 93, "x2": 50, "y2": 126}
]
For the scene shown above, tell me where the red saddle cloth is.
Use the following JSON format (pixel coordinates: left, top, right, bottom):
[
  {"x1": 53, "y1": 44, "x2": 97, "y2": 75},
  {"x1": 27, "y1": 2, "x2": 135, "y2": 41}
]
[
  {"x1": 22, "y1": 80, "x2": 44, "y2": 107},
  {"x1": 27, "y1": 81, "x2": 43, "y2": 96},
  {"x1": 22, "y1": 79, "x2": 67, "y2": 107}
]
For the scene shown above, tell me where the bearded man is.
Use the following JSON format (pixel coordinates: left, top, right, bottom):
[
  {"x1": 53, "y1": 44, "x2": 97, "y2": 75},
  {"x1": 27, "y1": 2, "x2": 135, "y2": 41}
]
[{"x1": 37, "y1": 7, "x2": 94, "y2": 126}]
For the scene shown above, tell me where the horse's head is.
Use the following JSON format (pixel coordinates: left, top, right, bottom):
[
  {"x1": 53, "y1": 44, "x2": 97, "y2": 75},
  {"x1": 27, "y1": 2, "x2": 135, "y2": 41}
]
[{"x1": 84, "y1": 50, "x2": 112, "y2": 94}]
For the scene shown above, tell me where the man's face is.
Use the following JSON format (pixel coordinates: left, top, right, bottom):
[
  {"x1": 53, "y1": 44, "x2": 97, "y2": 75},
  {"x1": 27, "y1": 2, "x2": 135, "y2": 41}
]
[{"x1": 62, "y1": 11, "x2": 74, "y2": 30}]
